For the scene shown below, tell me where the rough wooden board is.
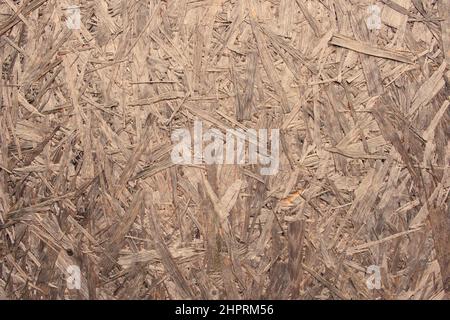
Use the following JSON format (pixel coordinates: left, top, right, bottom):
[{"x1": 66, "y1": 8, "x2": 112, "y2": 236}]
[
  {"x1": 329, "y1": 33, "x2": 414, "y2": 64},
  {"x1": 439, "y1": 0, "x2": 450, "y2": 65},
  {"x1": 381, "y1": 0, "x2": 411, "y2": 29},
  {"x1": 0, "y1": 0, "x2": 448, "y2": 301}
]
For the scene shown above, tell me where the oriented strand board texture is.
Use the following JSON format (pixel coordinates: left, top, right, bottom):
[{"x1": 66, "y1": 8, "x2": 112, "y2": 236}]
[{"x1": 0, "y1": 0, "x2": 449, "y2": 300}]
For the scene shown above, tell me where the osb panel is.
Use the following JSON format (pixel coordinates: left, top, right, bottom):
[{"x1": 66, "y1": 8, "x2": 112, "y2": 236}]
[{"x1": 0, "y1": 0, "x2": 449, "y2": 300}]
